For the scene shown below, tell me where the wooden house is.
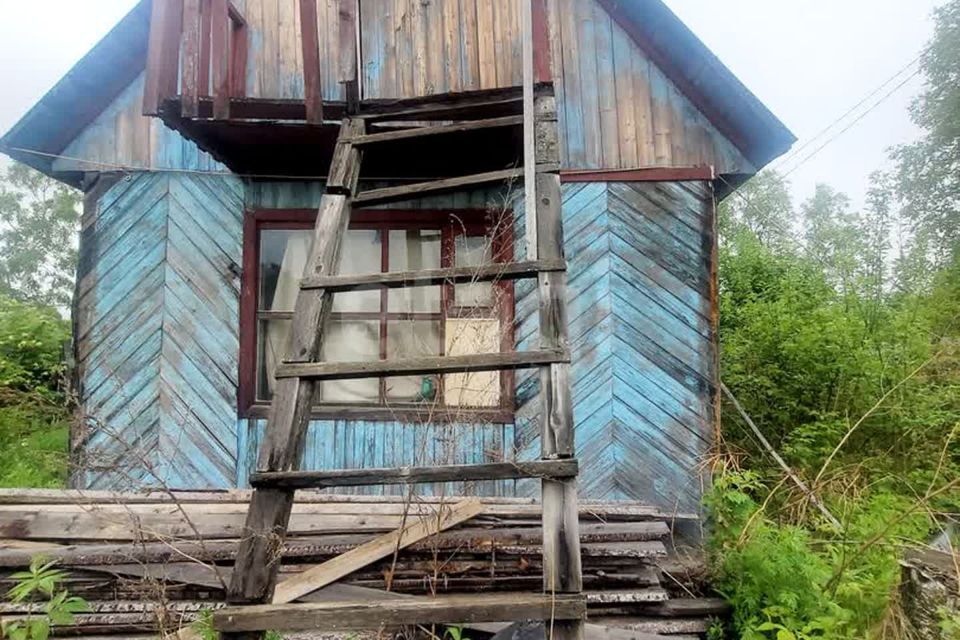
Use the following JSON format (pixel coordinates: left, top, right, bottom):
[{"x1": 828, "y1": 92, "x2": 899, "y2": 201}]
[{"x1": 0, "y1": 0, "x2": 793, "y2": 515}]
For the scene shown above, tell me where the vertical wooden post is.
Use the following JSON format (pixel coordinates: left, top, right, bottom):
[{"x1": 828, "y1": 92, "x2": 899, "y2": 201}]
[
  {"x1": 223, "y1": 120, "x2": 364, "y2": 640},
  {"x1": 181, "y1": 0, "x2": 202, "y2": 117},
  {"x1": 523, "y1": 0, "x2": 583, "y2": 638},
  {"x1": 231, "y1": 13, "x2": 249, "y2": 97},
  {"x1": 338, "y1": 0, "x2": 360, "y2": 112},
  {"x1": 143, "y1": 0, "x2": 184, "y2": 116},
  {"x1": 199, "y1": 0, "x2": 212, "y2": 96},
  {"x1": 210, "y1": 0, "x2": 230, "y2": 119},
  {"x1": 300, "y1": 0, "x2": 324, "y2": 124}
]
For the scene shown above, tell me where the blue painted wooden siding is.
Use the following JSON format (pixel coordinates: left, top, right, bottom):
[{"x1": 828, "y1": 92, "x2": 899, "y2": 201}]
[
  {"x1": 514, "y1": 181, "x2": 716, "y2": 512},
  {"x1": 76, "y1": 176, "x2": 716, "y2": 511},
  {"x1": 75, "y1": 172, "x2": 243, "y2": 489}
]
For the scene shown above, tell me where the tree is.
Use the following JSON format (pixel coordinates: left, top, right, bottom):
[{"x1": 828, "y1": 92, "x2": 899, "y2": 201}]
[
  {"x1": 889, "y1": 0, "x2": 960, "y2": 268},
  {"x1": 0, "y1": 163, "x2": 81, "y2": 308}
]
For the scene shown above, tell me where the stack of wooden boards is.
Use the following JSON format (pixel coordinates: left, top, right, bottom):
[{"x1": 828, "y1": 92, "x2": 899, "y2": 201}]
[{"x1": 0, "y1": 489, "x2": 725, "y2": 638}]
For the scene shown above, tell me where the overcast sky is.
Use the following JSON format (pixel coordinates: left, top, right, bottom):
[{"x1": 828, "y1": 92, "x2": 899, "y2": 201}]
[{"x1": 0, "y1": 0, "x2": 945, "y2": 208}]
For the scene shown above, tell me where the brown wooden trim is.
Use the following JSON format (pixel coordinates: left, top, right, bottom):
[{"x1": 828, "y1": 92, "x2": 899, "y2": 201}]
[
  {"x1": 238, "y1": 210, "x2": 259, "y2": 414},
  {"x1": 229, "y1": 12, "x2": 248, "y2": 97},
  {"x1": 181, "y1": 0, "x2": 202, "y2": 117},
  {"x1": 143, "y1": 0, "x2": 183, "y2": 116},
  {"x1": 299, "y1": 0, "x2": 323, "y2": 124},
  {"x1": 199, "y1": 0, "x2": 212, "y2": 95},
  {"x1": 531, "y1": 0, "x2": 553, "y2": 84},
  {"x1": 210, "y1": 0, "x2": 230, "y2": 119},
  {"x1": 560, "y1": 166, "x2": 715, "y2": 182}
]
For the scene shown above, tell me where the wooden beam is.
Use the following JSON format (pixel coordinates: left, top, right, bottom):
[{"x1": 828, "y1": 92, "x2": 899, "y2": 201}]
[
  {"x1": 274, "y1": 349, "x2": 570, "y2": 380},
  {"x1": 143, "y1": 0, "x2": 183, "y2": 116},
  {"x1": 251, "y1": 460, "x2": 579, "y2": 490},
  {"x1": 271, "y1": 499, "x2": 484, "y2": 603},
  {"x1": 210, "y1": 0, "x2": 230, "y2": 119},
  {"x1": 214, "y1": 593, "x2": 586, "y2": 632},
  {"x1": 199, "y1": 0, "x2": 212, "y2": 96},
  {"x1": 352, "y1": 168, "x2": 527, "y2": 205},
  {"x1": 181, "y1": 0, "x2": 202, "y2": 117},
  {"x1": 351, "y1": 115, "x2": 523, "y2": 146},
  {"x1": 532, "y1": 0, "x2": 553, "y2": 84},
  {"x1": 230, "y1": 12, "x2": 249, "y2": 97},
  {"x1": 560, "y1": 167, "x2": 716, "y2": 182},
  {"x1": 299, "y1": 0, "x2": 323, "y2": 124},
  {"x1": 338, "y1": 0, "x2": 359, "y2": 110},
  {"x1": 299, "y1": 259, "x2": 564, "y2": 291}
]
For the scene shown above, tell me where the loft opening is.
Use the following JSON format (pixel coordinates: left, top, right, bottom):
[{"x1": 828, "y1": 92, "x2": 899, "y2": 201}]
[{"x1": 239, "y1": 207, "x2": 516, "y2": 422}]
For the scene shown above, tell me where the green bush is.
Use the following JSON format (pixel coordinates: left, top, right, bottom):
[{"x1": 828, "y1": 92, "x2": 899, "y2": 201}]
[
  {"x1": 0, "y1": 295, "x2": 69, "y2": 395},
  {"x1": 0, "y1": 295, "x2": 70, "y2": 488}
]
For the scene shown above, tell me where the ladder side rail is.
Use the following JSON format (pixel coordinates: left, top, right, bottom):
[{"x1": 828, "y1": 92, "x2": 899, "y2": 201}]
[
  {"x1": 523, "y1": 0, "x2": 584, "y2": 638},
  {"x1": 223, "y1": 119, "x2": 364, "y2": 640}
]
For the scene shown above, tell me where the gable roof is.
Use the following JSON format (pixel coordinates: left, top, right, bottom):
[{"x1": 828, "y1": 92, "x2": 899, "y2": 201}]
[
  {"x1": 1, "y1": 0, "x2": 794, "y2": 188},
  {"x1": 0, "y1": 1, "x2": 151, "y2": 187}
]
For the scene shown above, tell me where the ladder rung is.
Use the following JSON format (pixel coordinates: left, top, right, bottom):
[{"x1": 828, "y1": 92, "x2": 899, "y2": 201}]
[
  {"x1": 213, "y1": 593, "x2": 586, "y2": 633},
  {"x1": 359, "y1": 87, "x2": 525, "y2": 121},
  {"x1": 275, "y1": 349, "x2": 568, "y2": 380},
  {"x1": 353, "y1": 168, "x2": 527, "y2": 205},
  {"x1": 351, "y1": 115, "x2": 524, "y2": 146},
  {"x1": 250, "y1": 459, "x2": 578, "y2": 489},
  {"x1": 300, "y1": 259, "x2": 565, "y2": 291}
]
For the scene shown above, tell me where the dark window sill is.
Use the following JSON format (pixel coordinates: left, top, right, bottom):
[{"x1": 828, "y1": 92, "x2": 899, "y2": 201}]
[{"x1": 241, "y1": 403, "x2": 515, "y2": 425}]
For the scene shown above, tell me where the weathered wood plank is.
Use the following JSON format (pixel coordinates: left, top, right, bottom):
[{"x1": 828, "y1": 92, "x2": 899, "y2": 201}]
[
  {"x1": 300, "y1": 258, "x2": 563, "y2": 291},
  {"x1": 271, "y1": 498, "x2": 484, "y2": 603},
  {"x1": 352, "y1": 168, "x2": 527, "y2": 205},
  {"x1": 251, "y1": 460, "x2": 579, "y2": 489},
  {"x1": 351, "y1": 114, "x2": 522, "y2": 145},
  {"x1": 181, "y1": 0, "x2": 202, "y2": 117},
  {"x1": 211, "y1": 0, "x2": 231, "y2": 118},
  {"x1": 299, "y1": 0, "x2": 323, "y2": 123},
  {"x1": 143, "y1": 0, "x2": 183, "y2": 115},
  {"x1": 274, "y1": 348, "x2": 570, "y2": 380},
  {"x1": 213, "y1": 593, "x2": 586, "y2": 632}
]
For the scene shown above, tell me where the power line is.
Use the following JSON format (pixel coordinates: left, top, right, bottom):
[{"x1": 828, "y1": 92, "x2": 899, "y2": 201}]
[
  {"x1": 780, "y1": 65, "x2": 922, "y2": 178},
  {"x1": 771, "y1": 52, "x2": 924, "y2": 171}
]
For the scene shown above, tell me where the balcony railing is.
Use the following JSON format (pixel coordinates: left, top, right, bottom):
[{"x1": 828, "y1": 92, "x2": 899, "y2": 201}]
[{"x1": 143, "y1": 0, "x2": 358, "y2": 124}]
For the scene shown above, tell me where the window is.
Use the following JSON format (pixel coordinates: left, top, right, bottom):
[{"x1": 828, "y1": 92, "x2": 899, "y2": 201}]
[{"x1": 239, "y1": 209, "x2": 514, "y2": 421}]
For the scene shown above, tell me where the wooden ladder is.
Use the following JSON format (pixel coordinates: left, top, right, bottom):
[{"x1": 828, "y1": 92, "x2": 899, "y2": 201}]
[{"x1": 217, "y1": 11, "x2": 581, "y2": 640}]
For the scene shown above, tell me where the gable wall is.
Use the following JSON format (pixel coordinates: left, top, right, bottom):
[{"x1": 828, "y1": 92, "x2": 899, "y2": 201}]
[
  {"x1": 240, "y1": 0, "x2": 754, "y2": 174},
  {"x1": 52, "y1": 73, "x2": 225, "y2": 175}
]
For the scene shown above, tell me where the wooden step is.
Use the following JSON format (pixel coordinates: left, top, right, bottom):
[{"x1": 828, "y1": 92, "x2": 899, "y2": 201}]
[
  {"x1": 274, "y1": 349, "x2": 569, "y2": 380},
  {"x1": 300, "y1": 259, "x2": 565, "y2": 291},
  {"x1": 212, "y1": 593, "x2": 586, "y2": 633},
  {"x1": 352, "y1": 115, "x2": 524, "y2": 145},
  {"x1": 250, "y1": 459, "x2": 578, "y2": 489},
  {"x1": 352, "y1": 168, "x2": 526, "y2": 205}
]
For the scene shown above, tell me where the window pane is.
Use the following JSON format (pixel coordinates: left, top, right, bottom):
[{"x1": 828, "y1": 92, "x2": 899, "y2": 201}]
[
  {"x1": 319, "y1": 319, "x2": 380, "y2": 403},
  {"x1": 256, "y1": 317, "x2": 291, "y2": 402},
  {"x1": 444, "y1": 318, "x2": 501, "y2": 407},
  {"x1": 260, "y1": 230, "x2": 312, "y2": 312},
  {"x1": 388, "y1": 229, "x2": 441, "y2": 312},
  {"x1": 454, "y1": 235, "x2": 494, "y2": 307},
  {"x1": 334, "y1": 229, "x2": 382, "y2": 312},
  {"x1": 384, "y1": 320, "x2": 441, "y2": 402}
]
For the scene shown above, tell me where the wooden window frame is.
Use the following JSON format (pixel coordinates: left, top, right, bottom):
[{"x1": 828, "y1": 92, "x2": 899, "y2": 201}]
[{"x1": 239, "y1": 208, "x2": 516, "y2": 424}]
